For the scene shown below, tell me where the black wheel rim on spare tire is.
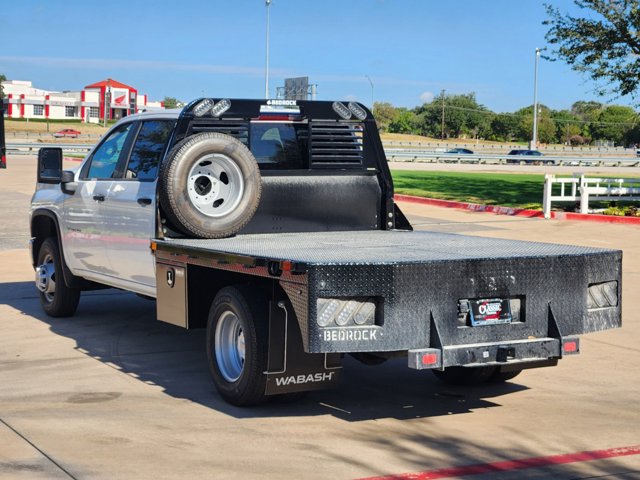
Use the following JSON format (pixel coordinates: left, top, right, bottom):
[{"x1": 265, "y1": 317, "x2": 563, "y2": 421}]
[{"x1": 160, "y1": 132, "x2": 262, "y2": 239}]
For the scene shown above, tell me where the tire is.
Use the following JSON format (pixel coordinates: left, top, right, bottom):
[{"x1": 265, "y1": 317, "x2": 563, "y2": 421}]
[
  {"x1": 159, "y1": 132, "x2": 261, "y2": 238},
  {"x1": 431, "y1": 366, "x2": 497, "y2": 386},
  {"x1": 206, "y1": 286, "x2": 269, "y2": 406},
  {"x1": 35, "y1": 237, "x2": 80, "y2": 317},
  {"x1": 488, "y1": 368, "x2": 523, "y2": 383}
]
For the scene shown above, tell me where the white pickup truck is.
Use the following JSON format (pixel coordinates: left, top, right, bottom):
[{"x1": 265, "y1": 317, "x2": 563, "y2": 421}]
[{"x1": 29, "y1": 98, "x2": 622, "y2": 406}]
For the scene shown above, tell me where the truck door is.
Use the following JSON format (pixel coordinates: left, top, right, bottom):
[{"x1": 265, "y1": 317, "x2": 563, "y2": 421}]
[
  {"x1": 101, "y1": 120, "x2": 175, "y2": 296},
  {"x1": 62, "y1": 122, "x2": 136, "y2": 282}
]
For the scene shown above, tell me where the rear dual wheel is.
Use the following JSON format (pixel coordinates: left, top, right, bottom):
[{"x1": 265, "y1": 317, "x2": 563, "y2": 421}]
[{"x1": 206, "y1": 286, "x2": 269, "y2": 406}]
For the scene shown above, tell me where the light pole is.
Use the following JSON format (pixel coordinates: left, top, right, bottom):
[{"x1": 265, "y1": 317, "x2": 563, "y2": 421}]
[
  {"x1": 265, "y1": 0, "x2": 272, "y2": 99},
  {"x1": 441, "y1": 89, "x2": 446, "y2": 140},
  {"x1": 531, "y1": 47, "x2": 541, "y2": 150},
  {"x1": 365, "y1": 75, "x2": 374, "y2": 107}
]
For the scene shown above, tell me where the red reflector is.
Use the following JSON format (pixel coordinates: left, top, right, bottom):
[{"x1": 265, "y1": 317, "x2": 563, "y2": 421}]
[
  {"x1": 563, "y1": 341, "x2": 578, "y2": 353},
  {"x1": 281, "y1": 261, "x2": 293, "y2": 272},
  {"x1": 422, "y1": 353, "x2": 438, "y2": 365}
]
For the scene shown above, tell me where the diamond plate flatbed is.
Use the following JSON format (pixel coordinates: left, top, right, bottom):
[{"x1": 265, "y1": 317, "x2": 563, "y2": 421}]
[
  {"x1": 156, "y1": 230, "x2": 612, "y2": 264},
  {"x1": 154, "y1": 230, "x2": 622, "y2": 355}
]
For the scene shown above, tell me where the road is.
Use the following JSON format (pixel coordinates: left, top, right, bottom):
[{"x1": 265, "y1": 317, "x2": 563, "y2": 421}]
[
  {"x1": 388, "y1": 160, "x2": 640, "y2": 176},
  {"x1": 0, "y1": 156, "x2": 638, "y2": 479}
]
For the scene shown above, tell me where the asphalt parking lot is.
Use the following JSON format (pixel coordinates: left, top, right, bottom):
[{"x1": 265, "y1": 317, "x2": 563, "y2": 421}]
[{"x1": 0, "y1": 156, "x2": 639, "y2": 479}]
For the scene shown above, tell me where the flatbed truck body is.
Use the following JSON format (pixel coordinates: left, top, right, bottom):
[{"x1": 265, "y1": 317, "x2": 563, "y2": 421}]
[
  {"x1": 29, "y1": 98, "x2": 622, "y2": 405},
  {"x1": 153, "y1": 229, "x2": 620, "y2": 361}
]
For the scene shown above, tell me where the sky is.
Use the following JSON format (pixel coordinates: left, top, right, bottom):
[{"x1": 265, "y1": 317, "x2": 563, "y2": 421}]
[{"x1": 0, "y1": 0, "x2": 634, "y2": 113}]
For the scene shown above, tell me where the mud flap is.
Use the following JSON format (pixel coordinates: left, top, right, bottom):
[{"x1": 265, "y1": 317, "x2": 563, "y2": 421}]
[{"x1": 265, "y1": 300, "x2": 342, "y2": 395}]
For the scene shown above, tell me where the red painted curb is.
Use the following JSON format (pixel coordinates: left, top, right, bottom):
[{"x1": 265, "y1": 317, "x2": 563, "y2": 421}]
[
  {"x1": 394, "y1": 194, "x2": 640, "y2": 225},
  {"x1": 360, "y1": 444, "x2": 640, "y2": 480}
]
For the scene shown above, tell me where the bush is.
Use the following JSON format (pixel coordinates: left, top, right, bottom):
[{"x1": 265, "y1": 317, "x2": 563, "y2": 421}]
[
  {"x1": 569, "y1": 134, "x2": 589, "y2": 145},
  {"x1": 602, "y1": 204, "x2": 639, "y2": 216}
]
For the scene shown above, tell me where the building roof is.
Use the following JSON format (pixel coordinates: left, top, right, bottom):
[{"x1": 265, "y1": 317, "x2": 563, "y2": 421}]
[{"x1": 84, "y1": 78, "x2": 136, "y2": 90}]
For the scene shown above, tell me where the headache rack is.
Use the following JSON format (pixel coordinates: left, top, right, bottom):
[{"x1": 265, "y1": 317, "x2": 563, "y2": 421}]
[
  {"x1": 167, "y1": 97, "x2": 401, "y2": 234},
  {"x1": 171, "y1": 98, "x2": 379, "y2": 170}
]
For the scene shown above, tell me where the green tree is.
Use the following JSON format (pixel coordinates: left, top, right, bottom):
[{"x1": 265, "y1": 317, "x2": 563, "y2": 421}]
[
  {"x1": 162, "y1": 96, "x2": 181, "y2": 109},
  {"x1": 515, "y1": 105, "x2": 557, "y2": 144},
  {"x1": 0, "y1": 74, "x2": 6, "y2": 99},
  {"x1": 570, "y1": 100, "x2": 603, "y2": 137},
  {"x1": 570, "y1": 100, "x2": 603, "y2": 120},
  {"x1": 589, "y1": 105, "x2": 637, "y2": 145},
  {"x1": 624, "y1": 124, "x2": 640, "y2": 146},
  {"x1": 544, "y1": 1, "x2": 640, "y2": 102},
  {"x1": 372, "y1": 102, "x2": 398, "y2": 132},
  {"x1": 490, "y1": 114, "x2": 521, "y2": 141},
  {"x1": 388, "y1": 109, "x2": 418, "y2": 134},
  {"x1": 551, "y1": 109, "x2": 582, "y2": 144},
  {"x1": 416, "y1": 92, "x2": 491, "y2": 139}
]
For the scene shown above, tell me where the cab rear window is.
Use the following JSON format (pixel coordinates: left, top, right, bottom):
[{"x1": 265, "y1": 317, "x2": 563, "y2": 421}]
[{"x1": 250, "y1": 123, "x2": 309, "y2": 170}]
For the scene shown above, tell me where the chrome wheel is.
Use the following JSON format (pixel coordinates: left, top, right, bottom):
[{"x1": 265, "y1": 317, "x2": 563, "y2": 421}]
[
  {"x1": 214, "y1": 310, "x2": 245, "y2": 382},
  {"x1": 187, "y1": 154, "x2": 244, "y2": 218},
  {"x1": 35, "y1": 253, "x2": 56, "y2": 303}
]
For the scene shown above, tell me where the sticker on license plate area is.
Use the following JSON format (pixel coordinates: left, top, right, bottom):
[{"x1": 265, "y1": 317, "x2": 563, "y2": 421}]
[{"x1": 469, "y1": 298, "x2": 512, "y2": 326}]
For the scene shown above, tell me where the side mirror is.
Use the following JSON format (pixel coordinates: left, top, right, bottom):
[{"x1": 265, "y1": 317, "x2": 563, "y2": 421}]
[
  {"x1": 37, "y1": 148, "x2": 63, "y2": 184},
  {"x1": 61, "y1": 170, "x2": 75, "y2": 183},
  {"x1": 61, "y1": 170, "x2": 77, "y2": 194}
]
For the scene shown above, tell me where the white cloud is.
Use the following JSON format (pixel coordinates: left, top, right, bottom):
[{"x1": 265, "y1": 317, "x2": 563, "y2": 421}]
[
  {"x1": 343, "y1": 94, "x2": 358, "y2": 102},
  {"x1": 420, "y1": 91, "x2": 434, "y2": 103}
]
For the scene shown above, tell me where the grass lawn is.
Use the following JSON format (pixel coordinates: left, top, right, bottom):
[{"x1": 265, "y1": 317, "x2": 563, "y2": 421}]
[
  {"x1": 5, "y1": 119, "x2": 109, "y2": 135},
  {"x1": 391, "y1": 171, "x2": 547, "y2": 209}
]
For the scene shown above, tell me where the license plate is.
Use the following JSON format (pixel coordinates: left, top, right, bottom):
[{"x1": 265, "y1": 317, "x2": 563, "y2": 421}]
[{"x1": 469, "y1": 298, "x2": 512, "y2": 326}]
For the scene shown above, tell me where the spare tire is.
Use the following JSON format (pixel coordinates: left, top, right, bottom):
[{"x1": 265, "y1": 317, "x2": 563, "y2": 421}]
[{"x1": 159, "y1": 132, "x2": 261, "y2": 238}]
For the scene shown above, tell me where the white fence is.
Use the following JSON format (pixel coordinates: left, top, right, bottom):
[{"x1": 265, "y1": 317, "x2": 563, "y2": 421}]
[{"x1": 543, "y1": 174, "x2": 640, "y2": 218}]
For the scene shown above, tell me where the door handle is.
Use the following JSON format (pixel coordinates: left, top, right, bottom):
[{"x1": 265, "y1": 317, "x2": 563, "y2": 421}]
[
  {"x1": 93, "y1": 194, "x2": 105, "y2": 202},
  {"x1": 137, "y1": 197, "x2": 152, "y2": 206}
]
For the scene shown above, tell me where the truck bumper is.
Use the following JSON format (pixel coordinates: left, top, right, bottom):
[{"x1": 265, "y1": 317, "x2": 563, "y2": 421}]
[{"x1": 407, "y1": 336, "x2": 579, "y2": 370}]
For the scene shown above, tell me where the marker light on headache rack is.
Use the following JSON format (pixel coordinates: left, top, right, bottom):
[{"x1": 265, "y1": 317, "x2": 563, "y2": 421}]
[
  {"x1": 210, "y1": 99, "x2": 231, "y2": 117},
  {"x1": 332, "y1": 101, "x2": 352, "y2": 120},
  {"x1": 193, "y1": 98, "x2": 214, "y2": 117},
  {"x1": 348, "y1": 102, "x2": 367, "y2": 120}
]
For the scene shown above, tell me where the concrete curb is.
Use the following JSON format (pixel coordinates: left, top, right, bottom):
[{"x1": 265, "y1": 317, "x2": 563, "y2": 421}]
[{"x1": 394, "y1": 194, "x2": 640, "y2": 226}]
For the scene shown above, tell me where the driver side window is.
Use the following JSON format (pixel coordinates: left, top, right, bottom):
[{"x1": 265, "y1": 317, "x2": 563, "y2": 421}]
[{"x1": 84, "y1": 123, "x2": 134, "y2": 179}]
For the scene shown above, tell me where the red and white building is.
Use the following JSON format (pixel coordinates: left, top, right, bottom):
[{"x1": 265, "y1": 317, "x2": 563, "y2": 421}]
[{"x1": 2, "y1": 78, "x2": 163, "y2": 123}]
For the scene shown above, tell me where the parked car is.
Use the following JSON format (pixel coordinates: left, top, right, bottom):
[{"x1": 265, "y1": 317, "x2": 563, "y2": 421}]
[
  {"x1": 445, "y1": 148, "x2": 474, "y2": 154},
  {"x1": 53, "y1": 129, "x2": 81, "y2": 138}
]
